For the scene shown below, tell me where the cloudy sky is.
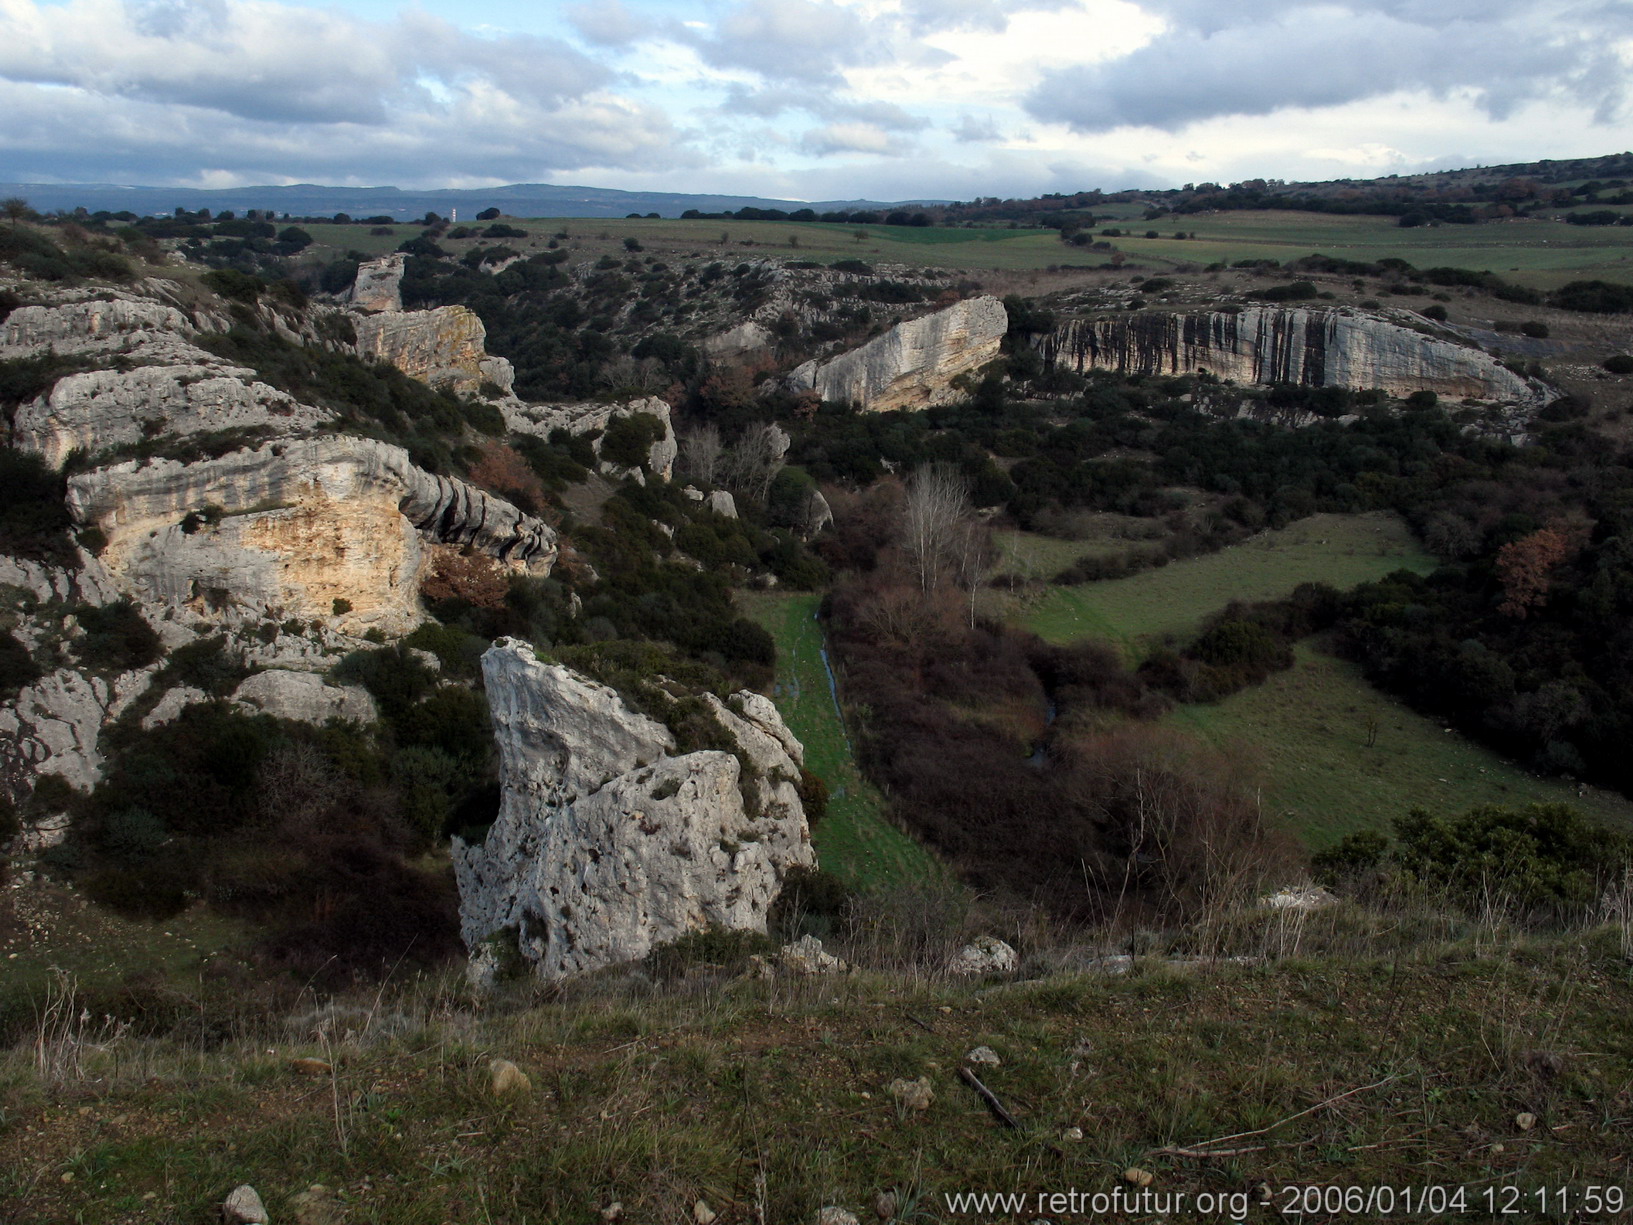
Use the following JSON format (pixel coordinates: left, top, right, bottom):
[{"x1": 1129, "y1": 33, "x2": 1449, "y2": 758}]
[{"x1": 2, "y1": 0, "x2": 1631, "y2": 201}]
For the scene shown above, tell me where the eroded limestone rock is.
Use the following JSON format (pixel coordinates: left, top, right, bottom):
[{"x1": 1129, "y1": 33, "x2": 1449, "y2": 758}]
[
  {"x1": 67, "y1": 436, "x2": 556, "y2": 634},
  {"x1": 352, "y1": 305, "x2": 512, "y2": 397},
  {"x1": 1038, "y1": 308, "x2": 1547, "y2": 405},
  {"x1": 349, "y1": 254, "x2": 406, "y2": 312},
  {"x1": 234, "y1": 670, "x2": 377, "y2": 725},
  {"x1": 15, "y1": 364, "x2": 326, "y2": 469},
  {"x1": 788, "y1": 296, "x2": 1007, "y2": 411},
  {"x1": 453, "y1": 639, "x2": 815, "y2": 980},
  {"x1": 503, "y1": 395, "x2": 677, "y2": 481}
]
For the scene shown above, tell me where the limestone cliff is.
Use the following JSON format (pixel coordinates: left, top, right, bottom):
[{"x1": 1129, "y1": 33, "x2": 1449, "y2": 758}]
[
  {"x1": 349, "y1": 254, "x2": 406, "y2": 312},
  {"x1": 1038, "y1": 308, "x2": 1545, "y2": 404},
  {"x1": 503, "y1": 395, "x2": 678, "y2": 482},
  {"x1": 788, "y1": 296, "x2": 1007, "y2": 412},
  {"x1": 66, "y1": 437, "x2": 556, "y2": 635},
  {"x1": 352, "y1": 306, "x2": 514, "y2": 398},
  {"x1": 453, "y1": 639, "x2": 815, "y2": 980}
]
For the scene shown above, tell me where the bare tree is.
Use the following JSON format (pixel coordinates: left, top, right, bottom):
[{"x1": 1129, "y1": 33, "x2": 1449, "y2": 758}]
[
  {"x1": 902, "y1": 463, "x2": 972, "y2": 596},
  {"x1": 679, "y1": 423, "x2": 724, "y2": 486},
  {"x1": 723, "y1": 422, "x2": 787, "y2": 505},
  {"x1": 953, "y1": 516, "x2": 992, "y2": 628}
]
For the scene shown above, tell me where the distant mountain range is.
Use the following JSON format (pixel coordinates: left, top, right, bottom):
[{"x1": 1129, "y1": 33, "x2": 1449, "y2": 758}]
[{"x1": 0, "y1": 181, "x2": 949, "y2": 221}]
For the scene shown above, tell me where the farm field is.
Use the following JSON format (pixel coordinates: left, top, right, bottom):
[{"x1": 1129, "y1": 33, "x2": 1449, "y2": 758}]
[
  {"x1": 1018, "y1": 511, "x2": 1436, "y2": 658},
  {"x1": 296, "y1": 210, "x2": 1633, "y2": 285},
  {"x1": 1173, "y1": 642, "x2": 1633, "y2": 848},
  {"x1": 738, "y1": 591, "x2": 942, "y2": 890}
]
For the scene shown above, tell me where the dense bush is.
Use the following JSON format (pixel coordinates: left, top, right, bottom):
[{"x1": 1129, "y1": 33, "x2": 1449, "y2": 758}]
[
  {"x1": 0, "y1": 447, "x2": 75, "y2": 564},
  {"x1": 74, "y1": 600, "x2": 162, "y2": 672}
]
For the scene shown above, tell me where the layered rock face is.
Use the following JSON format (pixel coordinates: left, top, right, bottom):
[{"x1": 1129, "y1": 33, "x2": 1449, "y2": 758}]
[
  {"x1": 67, "y1": 437, "x2": 556, "y2": 634},
  {"x1": 789, "y1": 296, "x2": 1007, "y2": 411},
  {"x1": 453, "y1": 639, "x2": 815, "y2": 980},
  {"x1": 352, "y1": 306, "x2": 514, "y2": 398},
  {"x1": 1038, "y1": 308, "x2": 1544, "y2": 404},
  {"x1": 503, "y1": 395, "x2": 678, "y2": 481}
]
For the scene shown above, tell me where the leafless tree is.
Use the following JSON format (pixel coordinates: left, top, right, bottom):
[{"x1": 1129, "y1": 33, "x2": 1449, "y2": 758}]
[
  {"x1": 953, "y1": 517, "x2": 992, "y2": 628},
  {"x1": 679, "y1": 423, "x2": 724, "y2": 486},
  {"x1": 723, "y1": 422, "x2": 787, "y2": 505},
  {"x1": 902, "y1": 463, "x2": 972, "y2": 596}
]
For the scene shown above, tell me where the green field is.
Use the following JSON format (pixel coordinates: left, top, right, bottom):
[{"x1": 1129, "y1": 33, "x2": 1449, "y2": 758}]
[
  {"x1": 1020, "y1": 512, "x2": 1437, "y2": 657},
  {"x1": 1174, "y1": 642, "x2": 1633, "y2": 847},
  {"x1": 738, "y1": 591, "x2": 941, "y2": 889},
  {"x1": 295, "y1": 208, "x2": 1633, "y2": 285}
]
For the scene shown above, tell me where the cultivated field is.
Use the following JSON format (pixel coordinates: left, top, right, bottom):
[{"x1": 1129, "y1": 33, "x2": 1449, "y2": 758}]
[
  {"x1": 738, "y1": 591, "x2": 941, "y2": 889},
  {"x1": 1016, "y1": 512, "x2": 1436, "y2": 657},
  {"x1": 294, "y1": 209, "x2": 1633, "y2": 287}
]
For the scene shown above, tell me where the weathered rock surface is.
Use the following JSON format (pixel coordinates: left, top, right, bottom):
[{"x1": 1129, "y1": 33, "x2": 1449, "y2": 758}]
[
  {"x1": 352, "y1": 305, "x2": 513, "y2": 398},
  {"x1": 1038, "y1": 308, "x2": 1547, "y2": 404},
  {"x1": 234, "y1": 670, "x2": 377, "y2": 724},
  {"x1": 0, "y1": 665, "x2": 152, "y2": 797},
  {"x1": 453, "y1": 639, "x2": 815, "y2": 980},
  {"x1": 349, "y1": 253, "x2": 406, "y2": 312},
  {"x1": 0, "y1": 296, "x2": 208, "y2": 362},
  {"x1": 503, "y1": 395, "x2": 678, "y2": 481},
  {"x1": 948, "y1": 935, "x2": 1018, "y2": 975},
  {"x1": 788, "y1": 296, "x2": 1007, "y2": 411},
  {"x1": 702, "y1": 320, "x2": 772, "y2": 359},
  {"x1": 141, "y1": 685, "x2": 208, "y2": 729},
  {"x1": 67, "y1": 436, "x2": 556, "y2": 634},
  {"x1": 706, "y1": 490, "x2": 738, "y2": 519},
  {"x1": 15, "y1": 364, "x2": 326, "y2": 468}
]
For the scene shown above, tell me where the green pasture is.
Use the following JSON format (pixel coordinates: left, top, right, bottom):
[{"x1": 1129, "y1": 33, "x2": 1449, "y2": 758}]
[
  {"x1": 1174, "y1": 642, "x2": 1633, "y2": 848},
  {"x1": 738, "y1": 591, "x2": 941, "y2": 889},
  {"x1": 1020, "y1": 512, "x2": 1436, "y2": 657}
]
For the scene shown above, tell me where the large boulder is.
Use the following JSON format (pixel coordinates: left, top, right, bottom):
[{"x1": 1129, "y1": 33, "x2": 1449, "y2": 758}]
[
  {"x1": 352, "y1": 305, "x2": 513, "y2": 397},
  {"x1": 453, "y1": 639, "x2": 815, "y2": 980}
]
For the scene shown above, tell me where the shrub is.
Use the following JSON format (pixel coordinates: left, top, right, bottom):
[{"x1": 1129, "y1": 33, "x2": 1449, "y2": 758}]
[
  {"x1": 0, "y1": 629, "x2": 40, "y2": 696},
  {"x1": 1520, "y1": 320, "x2": 1550, "y2": 338},
  {"x1": 1420, "y1": 304, "x2": 1448, "y2": 322},
  {"x1": 1602, "y1": 354, "x2": 1633, "y2": 374},
  {"x1": 74, "y1": 600, "x2": 161, "y2": 672},
  {"x1": 644, "y1": 925, "x2": 774, "y2": 980},
  {"x1": 599, "y1": 412, "x2": 666, "y2": 469},
  {"x1": 1392, "y1": 802, "x2": 1630, "y2": 919}
]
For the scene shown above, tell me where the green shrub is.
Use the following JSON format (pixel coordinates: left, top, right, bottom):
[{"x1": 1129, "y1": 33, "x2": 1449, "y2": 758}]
[
  {"x1": 1392, "y1": 802, "x2": 1629, "y2": 919},
  {"x1": 1603, "y1": 354, "x2": 1633, "y2": 374},
  {"x1": 74, "y1": 600, "x2": 161, "y2": 672},
  {"x1": 599, "y1": 412, "x2": 666, "y2": 469}
]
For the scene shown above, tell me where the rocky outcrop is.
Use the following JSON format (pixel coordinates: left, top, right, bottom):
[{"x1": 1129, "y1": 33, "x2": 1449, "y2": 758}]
[
  {"x1": 788, "y1": 296, "x2": 1007, "y2": 412},
  {"x1": 349, "y1": 254, "x2": 406, "y2": 312},
  {"x1": 453, "y1": 639, "x2": 815, "y2": 980},
  {"x1": 503, "y1": 395, "x2": 678, "y2": 482},
  {"x1": 702, "y1": 320, "x2": 772, "y2": 360},
  {"x1": 14, "y1": 364, "x2": 327, "y2": 468},
  {"x1": 66, "y1": 436, "x2": 556, "y2": 634},
  {"x1": 1038, "y1": 308, "x2": 1546, "y2": 404},
  {"x1": 233, "y1": 670, "x2": 377, "y2": 724},
  {"x1": 352, "y1": 306, "x2": 514, "y2": 398},
  {"x1": 0, "y1": 665, "x2": 152, "y2": 796},
  {"x1": 0, "y1": 297, "x2": 209, "y2": 363}
]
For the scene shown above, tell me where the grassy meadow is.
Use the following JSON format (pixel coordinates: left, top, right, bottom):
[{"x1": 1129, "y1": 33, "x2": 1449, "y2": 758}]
[
  {"x1": 6, "y1": 927, "x2": 1633, "y2": 1225},
  {"x1": 1016, "y1": 512, "x2": 1436, "y2": 658},
  {"x1": 1173, "y1": 642, "x2": 1633, "y2": 848},
  {"x1": 737, "y1": 591, "x2": 942, "y2": 890}
]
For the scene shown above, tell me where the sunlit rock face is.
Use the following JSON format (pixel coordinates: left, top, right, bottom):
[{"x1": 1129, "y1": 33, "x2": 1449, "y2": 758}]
[
  {"x1": 453, "y1": 639, "x2": 816, "y2": 981},
  {"x1": 67, "y1": 437, "x2": 556, "y2": 635},
  {"x1": 1038, "y1": 308, "x2": 1546, "y2": 404},
  {"x1": 789, "y1": 296, "x2": 1008, "y2": 411}
]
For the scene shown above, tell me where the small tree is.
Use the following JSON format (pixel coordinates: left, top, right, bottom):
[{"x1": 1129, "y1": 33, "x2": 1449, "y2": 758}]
[{"x1": 2, "y1": 197, "x2": 29, "y2": 229}]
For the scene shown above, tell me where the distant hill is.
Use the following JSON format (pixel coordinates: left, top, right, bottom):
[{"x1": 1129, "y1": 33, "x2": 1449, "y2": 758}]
[{"x1": 0, "y1": 181, "x2": 947, "y2": 221}]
